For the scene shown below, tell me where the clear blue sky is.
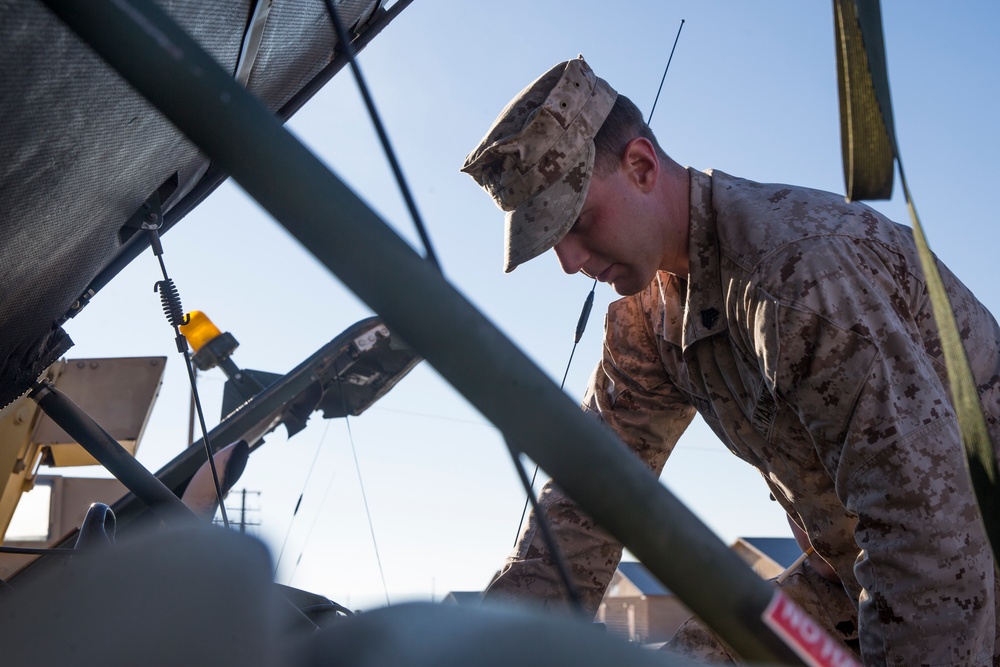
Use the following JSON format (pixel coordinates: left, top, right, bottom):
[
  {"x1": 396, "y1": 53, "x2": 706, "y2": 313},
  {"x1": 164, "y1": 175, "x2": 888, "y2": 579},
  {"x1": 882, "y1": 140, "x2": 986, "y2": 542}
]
[{"x1": 49, "y1": 1, "x2": 1000, "y2": 609}]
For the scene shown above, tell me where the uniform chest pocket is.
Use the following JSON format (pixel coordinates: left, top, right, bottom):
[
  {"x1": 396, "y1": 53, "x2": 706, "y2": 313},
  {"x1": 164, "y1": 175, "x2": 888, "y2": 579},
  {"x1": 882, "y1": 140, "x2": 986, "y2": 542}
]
[{"x1": 754, "y1": 292, "x2": 876, "y2": 449}]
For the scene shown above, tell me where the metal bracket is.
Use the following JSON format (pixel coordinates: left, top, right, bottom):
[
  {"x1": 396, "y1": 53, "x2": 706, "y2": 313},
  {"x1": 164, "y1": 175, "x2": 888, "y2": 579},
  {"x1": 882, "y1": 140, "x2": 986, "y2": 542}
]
[
  {"x1": 353, "y1": 324, "x2": 389, "y2": 352},
  {"x1": 119, "y1": 189, "x2": 163, "y2": 244},
  {"x1": 117, "y1": 172, "x2": 178, "y2": 245},
  {"x1": 234, "y1": 0, "x2": 275, "y2": 87},
  {"x1": 64, "y1": 176, "x2": 177, "y2": 323}
]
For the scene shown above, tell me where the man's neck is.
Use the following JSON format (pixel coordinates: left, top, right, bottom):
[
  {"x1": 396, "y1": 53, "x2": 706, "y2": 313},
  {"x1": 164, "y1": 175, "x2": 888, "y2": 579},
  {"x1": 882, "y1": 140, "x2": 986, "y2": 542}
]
[{"x1": 658, "y1": 159, "x2": 691, "y2": 278}]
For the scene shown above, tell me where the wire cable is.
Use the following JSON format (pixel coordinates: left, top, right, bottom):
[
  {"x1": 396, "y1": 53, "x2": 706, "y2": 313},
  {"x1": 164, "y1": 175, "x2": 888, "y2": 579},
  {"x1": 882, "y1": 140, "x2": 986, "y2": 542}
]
[
  {"x1": 505, "y1": 15, "x2": 689, "y2": 603},
  {"x1": 288, "y1": 468, "x2": 338, "y2": 583},
  {"x1": 323, "y1": 0, "x2": 441, "y2": 272},
  {"x1": 502, "y1": 280, "x2": 597, "y2": 615},
  {"x1": 0, "y1": 545, "x2": 77, "y2": 555},
  {"x1": 512, "y1": 279, "x2": 596, "y2": 546},
  {"x1": 342, "y1": 383, "x2": 391, "y2": 607},
  {"x1": 501, "y1": 438, "x2": 586, "y2": 616},
  {"x1": 274, "y1": 418, "x2": 333, "y2": 576},
  {"x1": 145, "y1": 223, "x2": 230, "y2": 529}
]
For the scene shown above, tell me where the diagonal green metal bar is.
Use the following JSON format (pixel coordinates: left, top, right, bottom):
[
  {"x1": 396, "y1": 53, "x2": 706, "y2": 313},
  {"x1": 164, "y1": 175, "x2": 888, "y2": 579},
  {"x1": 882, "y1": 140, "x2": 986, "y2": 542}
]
[{"x1": 41, "y1": 0, "x2": 805, "y2": 662}]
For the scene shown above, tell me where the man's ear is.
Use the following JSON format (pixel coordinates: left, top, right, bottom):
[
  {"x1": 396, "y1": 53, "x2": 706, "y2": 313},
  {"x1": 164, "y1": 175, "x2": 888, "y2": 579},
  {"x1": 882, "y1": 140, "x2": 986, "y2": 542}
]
[{"x1": 620, "y1": 137, "x2": 659, "y2": 192}]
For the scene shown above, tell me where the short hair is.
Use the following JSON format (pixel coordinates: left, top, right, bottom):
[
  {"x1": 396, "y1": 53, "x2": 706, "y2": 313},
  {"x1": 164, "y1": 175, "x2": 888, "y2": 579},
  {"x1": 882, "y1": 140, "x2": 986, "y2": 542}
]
[{"x1": 592, "y1": 94, "x2": 668, "y2": 175}]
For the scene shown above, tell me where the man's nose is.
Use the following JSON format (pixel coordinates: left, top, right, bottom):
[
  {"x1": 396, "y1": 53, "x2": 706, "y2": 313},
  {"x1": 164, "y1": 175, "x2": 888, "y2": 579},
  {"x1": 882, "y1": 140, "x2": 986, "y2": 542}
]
[{"x1": 553, "y1": 236, "x2": 587, "y2": 275}]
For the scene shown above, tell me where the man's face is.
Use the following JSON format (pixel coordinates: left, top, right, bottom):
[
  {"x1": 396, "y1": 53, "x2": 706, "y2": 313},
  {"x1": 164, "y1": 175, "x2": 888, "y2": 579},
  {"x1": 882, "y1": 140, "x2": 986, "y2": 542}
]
[{"x1": 552, "y1": 166, "x2": 666, "y2": 296}]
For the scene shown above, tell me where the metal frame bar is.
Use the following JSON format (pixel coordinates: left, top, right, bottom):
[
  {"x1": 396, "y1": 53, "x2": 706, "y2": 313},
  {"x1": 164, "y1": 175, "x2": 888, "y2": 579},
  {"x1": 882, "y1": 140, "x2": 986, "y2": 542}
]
[
  {"x1": 29, "y1": 380, "x2": 197, "y2": 524},
  {"x1": 40, "y1": 0, "x2": 802, "y2": 662}
]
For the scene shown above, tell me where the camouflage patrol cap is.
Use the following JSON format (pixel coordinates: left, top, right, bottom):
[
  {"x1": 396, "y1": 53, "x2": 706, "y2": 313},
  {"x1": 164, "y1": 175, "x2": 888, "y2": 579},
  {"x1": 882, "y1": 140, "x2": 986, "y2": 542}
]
[{"x1": 461, "y1": 57, "x2": 618, "y2": 272}]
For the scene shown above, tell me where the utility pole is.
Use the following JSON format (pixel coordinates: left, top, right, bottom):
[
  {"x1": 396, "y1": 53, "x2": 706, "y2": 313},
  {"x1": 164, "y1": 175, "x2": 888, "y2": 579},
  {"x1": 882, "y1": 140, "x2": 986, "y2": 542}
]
[{"x1": 216, "y1": 489, "x2": 261, "y2": 534}]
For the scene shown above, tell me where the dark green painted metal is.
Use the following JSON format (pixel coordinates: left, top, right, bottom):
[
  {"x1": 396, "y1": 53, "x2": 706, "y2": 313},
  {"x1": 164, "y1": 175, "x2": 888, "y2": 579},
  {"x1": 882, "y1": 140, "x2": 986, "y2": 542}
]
[
  {"x1": 30, "y1": 379, "x2": 197, "y2": 524},
  {"x1": 41, "y1": 1, "x2": 802, "y2": 663}
]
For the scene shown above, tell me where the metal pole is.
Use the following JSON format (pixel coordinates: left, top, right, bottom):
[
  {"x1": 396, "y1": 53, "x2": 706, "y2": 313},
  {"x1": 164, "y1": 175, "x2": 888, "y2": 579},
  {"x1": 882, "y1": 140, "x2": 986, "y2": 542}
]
[
  {"x1": 42, "y1": 1, "x2": 801, "y2": 662},
  {"x1": 29, "y1": 380, "x2": 197, "y2": 524}
]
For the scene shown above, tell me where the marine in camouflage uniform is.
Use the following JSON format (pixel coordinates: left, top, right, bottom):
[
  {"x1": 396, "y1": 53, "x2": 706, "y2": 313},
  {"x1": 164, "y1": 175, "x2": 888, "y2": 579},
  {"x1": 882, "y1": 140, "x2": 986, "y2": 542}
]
[{"x1": 462, "y1": 58, "x2": 1000, "y2": 667}]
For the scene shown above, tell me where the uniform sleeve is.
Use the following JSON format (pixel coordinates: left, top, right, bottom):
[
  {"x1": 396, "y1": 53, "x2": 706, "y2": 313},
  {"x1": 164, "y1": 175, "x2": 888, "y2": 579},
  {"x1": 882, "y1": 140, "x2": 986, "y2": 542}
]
[
  {"x1": 753, "y1": 237, "x2": 997, "y2": 667},
  {"x1": 482, "y1": 290, "x2": 696, "y2": 616}
]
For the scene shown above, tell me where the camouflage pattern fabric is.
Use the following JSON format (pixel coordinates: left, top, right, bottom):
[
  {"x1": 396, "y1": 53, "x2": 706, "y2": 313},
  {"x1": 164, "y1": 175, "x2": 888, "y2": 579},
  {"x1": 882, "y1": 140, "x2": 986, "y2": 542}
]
[
  {"x1": 460, "y1": 58, "x2": 617, "y2": 273},
  {"x1": 663, "y1": 559, "x2": 860, "y2": 664},
  {"x1": 483, "y1": 169, "x2": 1000, "y2": 667}
]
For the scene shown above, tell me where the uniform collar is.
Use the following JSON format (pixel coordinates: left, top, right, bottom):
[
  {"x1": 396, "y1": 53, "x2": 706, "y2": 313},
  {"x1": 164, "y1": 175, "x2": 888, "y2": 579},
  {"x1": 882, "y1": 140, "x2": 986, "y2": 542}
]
[{"x1": 681, "y1": 168, "x2": 727, "y2": 350}]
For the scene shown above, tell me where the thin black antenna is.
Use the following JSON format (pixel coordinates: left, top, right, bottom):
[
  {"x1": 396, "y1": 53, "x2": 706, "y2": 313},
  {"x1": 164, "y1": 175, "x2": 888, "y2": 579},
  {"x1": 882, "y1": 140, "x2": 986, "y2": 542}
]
[
  {"x1": 509, "y1": 18, "x2": 687, "y2": 583},
  {"x1": 648, "y1": 19, "x2": 686, "y2": 125},
  {"x1": 513, "y1": 279, "x2": 596, "y2": 545},
  {"x1": 509, "y1": 17, "x2": 688, "y2": 605}
]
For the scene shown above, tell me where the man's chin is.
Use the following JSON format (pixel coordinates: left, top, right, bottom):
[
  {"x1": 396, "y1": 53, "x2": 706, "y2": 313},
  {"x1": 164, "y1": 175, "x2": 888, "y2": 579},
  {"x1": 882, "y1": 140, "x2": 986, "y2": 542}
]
[
  {"x1": 609, "y1": 271, "x2": 655, "y2": 297},
  {"x1": 610, "y1": 280, "x2": 643, "y2": 297}
]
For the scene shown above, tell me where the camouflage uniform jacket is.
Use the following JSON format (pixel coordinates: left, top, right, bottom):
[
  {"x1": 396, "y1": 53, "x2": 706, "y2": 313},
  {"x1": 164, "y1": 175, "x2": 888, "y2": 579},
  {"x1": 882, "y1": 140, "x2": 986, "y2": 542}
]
[{"x1": 485, "y1": 168, "x2": 1000, "y2": 667}]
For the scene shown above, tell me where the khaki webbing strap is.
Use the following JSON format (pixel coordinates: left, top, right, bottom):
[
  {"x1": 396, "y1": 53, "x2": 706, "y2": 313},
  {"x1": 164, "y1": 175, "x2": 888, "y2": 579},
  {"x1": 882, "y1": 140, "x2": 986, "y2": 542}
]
[
  {"x1": 834, "y1": 0, "x2": 1000, "y2": 558},
  {"x1": 834, "y1": 0, "x2": 895, "y2": 201}
]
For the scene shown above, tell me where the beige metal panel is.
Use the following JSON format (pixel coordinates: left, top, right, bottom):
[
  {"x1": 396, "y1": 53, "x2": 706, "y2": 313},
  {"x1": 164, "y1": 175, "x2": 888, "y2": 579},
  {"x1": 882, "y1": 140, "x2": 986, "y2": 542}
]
[
  {"x1": 0, "y1": 475, "x2": 129, "y2": 579},
  {"x1": 1, "y1": 356, "x2": 164, "y2": 541},
  {"x1": 0, "y1": 362, "x2": 64, "y2": 540},
  {"x1": 42, "y1": 475, "x2": 129, "y2": 541},
  {"x1": 32, "y1": 357, "x2": 166, "y2": 466}
]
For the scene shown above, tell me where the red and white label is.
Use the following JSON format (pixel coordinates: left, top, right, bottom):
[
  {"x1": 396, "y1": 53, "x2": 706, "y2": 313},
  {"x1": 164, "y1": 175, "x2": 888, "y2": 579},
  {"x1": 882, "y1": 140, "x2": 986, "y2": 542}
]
[{"x1": 762, "y1": 590, "x2": 861, "y2": 667}]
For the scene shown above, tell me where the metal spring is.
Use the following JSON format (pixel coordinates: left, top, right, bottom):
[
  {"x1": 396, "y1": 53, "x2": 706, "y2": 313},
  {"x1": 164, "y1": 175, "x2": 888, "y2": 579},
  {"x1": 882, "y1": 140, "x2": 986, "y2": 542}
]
[{"x1": 154, "y1": 278, "x2": 187, "y2": 329}]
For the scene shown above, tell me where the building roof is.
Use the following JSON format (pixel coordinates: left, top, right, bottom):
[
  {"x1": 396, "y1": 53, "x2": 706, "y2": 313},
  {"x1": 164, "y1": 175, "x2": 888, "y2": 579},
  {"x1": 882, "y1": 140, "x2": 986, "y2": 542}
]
[
  {"x1": 441, "y1": 591, "x2": 483, "y2": 606},
  {"x1": 616, "y1": 561, "x2": 670, "y2": 596},
  {"x1": 611, "y1": 538, "x2": 802, "y2": 600},
  {"x1": 739, "y1": 537, "x2": 802, "y2": 569}
]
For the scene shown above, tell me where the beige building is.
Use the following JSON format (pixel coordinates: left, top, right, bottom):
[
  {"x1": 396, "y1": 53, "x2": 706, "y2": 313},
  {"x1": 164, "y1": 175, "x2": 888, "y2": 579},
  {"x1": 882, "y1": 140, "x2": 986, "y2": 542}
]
[
  {"x1": 443, "y1": 537, "x2": 804, "y2": 645},
  {"x1": 596, "y1": 561, "x2": 690, "y2": 644},
  {"x1": 597, "y1": 537, "x2": 803, "y2": 644}
]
